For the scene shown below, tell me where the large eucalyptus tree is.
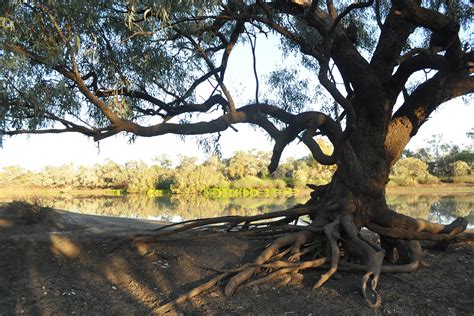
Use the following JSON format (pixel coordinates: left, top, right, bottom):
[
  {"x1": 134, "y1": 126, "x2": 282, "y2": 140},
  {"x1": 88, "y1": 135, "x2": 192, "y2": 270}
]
[{"x1": 1, "y1": 0, "x2": 473, "y2": 308}]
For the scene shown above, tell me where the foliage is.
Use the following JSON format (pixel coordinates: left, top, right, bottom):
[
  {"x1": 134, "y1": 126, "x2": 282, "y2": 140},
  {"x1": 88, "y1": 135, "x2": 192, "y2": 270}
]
[
  {"x1": 171, "y1": 156, "x2": 227, "y2": 194},
  {"x1": 389, "y1": 157, "x2": 438, "y2": 187},
  {"x1": 404, "y1": 138, "x2": 474, "y2": 178},
  {"x1": 1, "y1": 0, "x2": 470, "y2": 174},
  {"x1": 230, "y1": 176, "x2": 286, "y2": 190},
  {"x1": 448, "y1": 160, "x2": 471, "y2": 177},
  {"x1": 1, "y1": 139, "x2": 472, "y2": 194},
  {"x1": 226, "y1": 150, "x2": 271, "y2": 180},
  {"x1": 0, "y1": 165, "x2": 32, "y2": 185}
]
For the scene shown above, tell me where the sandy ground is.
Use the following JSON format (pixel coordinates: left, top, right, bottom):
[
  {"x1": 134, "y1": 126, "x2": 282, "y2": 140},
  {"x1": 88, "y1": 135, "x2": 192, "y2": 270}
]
[{"x1": 0, "y1": 202, "x2": 473, "y2": 315}]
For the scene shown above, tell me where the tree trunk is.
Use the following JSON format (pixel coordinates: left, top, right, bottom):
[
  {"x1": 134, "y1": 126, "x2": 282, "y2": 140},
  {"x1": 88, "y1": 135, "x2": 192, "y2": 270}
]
[
  {"x1": 288, "y1": 101, "x2": 470, "y2": 306},
  {"x1": 154, "y1": 102, "x2": 470, "y2": 312}
]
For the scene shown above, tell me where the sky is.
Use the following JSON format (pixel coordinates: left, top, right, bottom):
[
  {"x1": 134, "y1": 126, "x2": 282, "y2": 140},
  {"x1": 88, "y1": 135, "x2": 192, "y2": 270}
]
[
  {"x1": 0, "y1": 99, "x2": 471, "y2": 171},
  {"x1": 0, "y1": 31, "x2": 472, "y2": 171}
]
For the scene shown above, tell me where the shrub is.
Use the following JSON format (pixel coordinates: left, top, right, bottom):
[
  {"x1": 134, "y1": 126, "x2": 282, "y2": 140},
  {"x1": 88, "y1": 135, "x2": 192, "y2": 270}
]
[
  {"x1": 171, "y1": 164, "x2": 226, "y2": 194},
  {"x1": 230, "y1": 176, "x2": 286, "y2": 190},
  {"x1": 231, "y1": 176, "x2": 268, "y2": 189},
  {"x1": 390, "y1": 157, "x2": 438, "y2": 186},
  {"x1": 448, "y1": 160, "x2": 470, "y2": 177}
]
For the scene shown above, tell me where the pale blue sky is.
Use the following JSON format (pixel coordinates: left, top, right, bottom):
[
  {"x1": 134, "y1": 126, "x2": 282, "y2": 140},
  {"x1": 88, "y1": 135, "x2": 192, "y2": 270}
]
[
  {"x1": 1, "y1": 34, "x2": 472, "y2": 170},
  {"x1": 0, "y1": 99, "x2": 471, "y2": 171}
]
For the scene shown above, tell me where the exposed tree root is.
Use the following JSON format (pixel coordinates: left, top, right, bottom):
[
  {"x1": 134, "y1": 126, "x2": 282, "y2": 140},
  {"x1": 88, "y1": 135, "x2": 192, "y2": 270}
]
[
  {"x1": 152, "y1": 204, "x2": 472, "y2": 313},
  {"x1": 366, "y1": 218, "x2": 468, "y2": 242},
  {"x1": 224, "y1": 231, "x2": 313, "y2": 296},
  {"x1": 314, "y1": 219, "x2": 340, "y2": 288},
  {"x1": 133, "y1": 205, "x2": 315, "y2": 242},
  {"x1": 154, "y1": 272, "x2": 232, "y2": 314}
]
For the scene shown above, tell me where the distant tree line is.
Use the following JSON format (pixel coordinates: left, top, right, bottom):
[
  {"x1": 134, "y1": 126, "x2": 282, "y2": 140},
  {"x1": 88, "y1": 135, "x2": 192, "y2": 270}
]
[
  {"x1": 0, "y1": 147, "x2": 337, "y2": 195},
  {"x1": 1, "y1": 136, "x2": 473, "y2": 194},
  {"x1": 393, "y1": 133, "x2": 474, "y2": 186}
]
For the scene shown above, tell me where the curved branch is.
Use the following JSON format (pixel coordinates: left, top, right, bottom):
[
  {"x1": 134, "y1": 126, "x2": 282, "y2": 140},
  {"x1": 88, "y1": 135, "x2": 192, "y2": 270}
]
[
  {"x1": 388, "y1": 54, "x2": 450, "y2": 101},
  {"x1": 97, "y1": 89, "x2": 229, "y2": 118},
  {"x1": 301, "y1": 129, "x2": 338, "y2": 165},
  {"x1": 327, "y1": 0, "x2": 373, "y2": 36},
  {"x1": 395, "y1": 0, "x2": 463, "y2": 69},
  {"x1": 178, "y1": 28, "x2": 238, "y2": 113},
  {"x1": 265, "y1": 110, "x2": 343, "y2": 172}
]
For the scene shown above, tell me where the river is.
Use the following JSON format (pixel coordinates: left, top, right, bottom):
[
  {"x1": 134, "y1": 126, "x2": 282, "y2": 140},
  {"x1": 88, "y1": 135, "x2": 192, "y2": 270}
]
[{"x1": 1, "y1": 191, "x2": 473, "y2": 227}]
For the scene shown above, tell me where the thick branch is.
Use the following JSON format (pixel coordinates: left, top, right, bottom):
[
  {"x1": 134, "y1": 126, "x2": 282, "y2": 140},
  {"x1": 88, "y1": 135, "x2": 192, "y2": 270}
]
[
  {"x1": 386, "y1": 70, "x2": 474, "y2": 165},
  {"x1": 370, "y1": 1, "x2": 418, "y2": 82},
  {"x1": 94, "y1": 102, "x2": 342, "y2": 171},
  {"x1": 388, "y1": 54, "x2": 450, "y2": 101},
  {"x1": 270, "y1": 1, "x2": 378, "y2": 106},
  {"x1": 395, "y1": 0, "x2": 463, "y2": 69}
]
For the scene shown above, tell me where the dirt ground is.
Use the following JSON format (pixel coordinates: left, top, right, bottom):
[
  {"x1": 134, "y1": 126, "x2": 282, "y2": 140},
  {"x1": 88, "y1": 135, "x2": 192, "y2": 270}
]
[{"x1": 0, "y1": 202, "x2": 473, "y2": 315}]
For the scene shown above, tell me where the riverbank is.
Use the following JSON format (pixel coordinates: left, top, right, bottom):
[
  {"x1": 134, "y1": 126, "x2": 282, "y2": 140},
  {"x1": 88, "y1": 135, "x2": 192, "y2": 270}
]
[
  {"x1": 0, "y1": 202, "x2": 473, "y2": 314},
  {"x1": 386, "y1": 183, "x2": 474, "y2": 195},
  {"x1": 0, "y1": 186, "x2": 119, "y2": 199},
  {"x1": 1, "y1": 182, "x2": 474, "y2": 200},
  {"x1": 1, "y1": 185, "x2": 473, "y2": 227}
]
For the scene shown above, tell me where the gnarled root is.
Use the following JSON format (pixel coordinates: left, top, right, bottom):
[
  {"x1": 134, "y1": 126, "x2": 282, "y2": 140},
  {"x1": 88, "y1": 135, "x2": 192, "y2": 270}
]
[
  {"x1": 154, "y1": 272, "x2": 232, "y2": 314},
  {"x1": 341, "y1": 215, "x2": 384, "y2": 308},
  {"x1": 313, "y1": 218, "x2": 340, "y2": 288},
  {"x1": 154, "y1": 205, "x2": 472, "y2": 313},
  {"x1": 225, "y1": 230, "x2": 313, "y2": 296}
]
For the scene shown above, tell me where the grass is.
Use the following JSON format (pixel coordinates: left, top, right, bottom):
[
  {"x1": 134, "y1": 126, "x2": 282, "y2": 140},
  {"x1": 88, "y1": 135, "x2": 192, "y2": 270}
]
[
  {"x1": 387, "y1": 183, "x2": 474, "y2": 195},
  {"x1": 0, "y1": 185, "x2": 123, "y2": 199},
  {"x1": 1, "y1": 182, "x2": 473, "y2": 200},
  {"x1": 439, "y1": 175, "x2": 474, "y2": 184}
]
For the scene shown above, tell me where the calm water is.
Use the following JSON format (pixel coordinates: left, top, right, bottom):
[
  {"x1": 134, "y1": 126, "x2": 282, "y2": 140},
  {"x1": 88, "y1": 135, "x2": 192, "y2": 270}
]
[{"x1": 1, "y1": 192, "x2": 473, "y2": 227}]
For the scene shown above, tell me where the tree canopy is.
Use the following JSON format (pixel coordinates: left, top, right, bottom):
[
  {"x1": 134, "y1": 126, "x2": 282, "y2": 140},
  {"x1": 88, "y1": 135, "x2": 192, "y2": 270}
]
[{"x1": 1, "y1": 0, "x2": 472, "y2": 172}]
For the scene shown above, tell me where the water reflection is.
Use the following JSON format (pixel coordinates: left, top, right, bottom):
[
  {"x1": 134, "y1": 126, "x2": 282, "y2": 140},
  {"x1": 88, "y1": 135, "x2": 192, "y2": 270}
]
[
  {"x1": 387, "y1": 194, "x2": 474, "y2": 226},
  {"x1": 1, "y1": 193, "x2": 473, "y2": 226}
]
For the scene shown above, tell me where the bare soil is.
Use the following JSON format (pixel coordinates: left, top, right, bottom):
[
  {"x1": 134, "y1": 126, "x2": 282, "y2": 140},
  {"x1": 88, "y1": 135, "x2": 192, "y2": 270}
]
[{"x1": 0, "y1": 202, "x2": 473, "y2": 315}]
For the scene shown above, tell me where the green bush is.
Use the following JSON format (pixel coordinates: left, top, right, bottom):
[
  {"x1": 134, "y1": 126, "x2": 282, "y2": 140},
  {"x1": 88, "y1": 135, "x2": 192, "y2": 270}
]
[
  {"x1": 231, "y1": 176, "x2": 266, "y2": 189},
  {"x1": 446, "y1": 175, "x2": 474, "y2": 184},
  {"x1": 230, "y1": 176, "x2": 284, "y2": 190},
  {"x1": 171, "y1": 161, "x2": 227, "y2": 194},
  {"x1": 271, "y1": 179, "x2": 287, "y2": 189},
  {"x1": 417, "y1": 174, "x2": 439, "y2": 185},
  {"x1": 448, "y1": 160, "x2": 470, "y2": 177},
  {"x1": 226, "y1": 150, "x2": 271, "y2": 180},
  {"x1": 389, "y1": 176, "x2": 417, "y2": 187},
  {"x1": 389, "y1": 157, "x2": 438, "y2": 186}
]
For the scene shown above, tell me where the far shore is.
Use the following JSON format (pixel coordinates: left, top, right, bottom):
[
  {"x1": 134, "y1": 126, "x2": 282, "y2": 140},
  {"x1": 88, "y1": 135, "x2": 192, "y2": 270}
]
[
  {"x1": 0, "y1": 183, "x2": 473, "y2": 200},
  {"x1": 386, "y1": 183, "x2": 474, "y2": 195}
]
